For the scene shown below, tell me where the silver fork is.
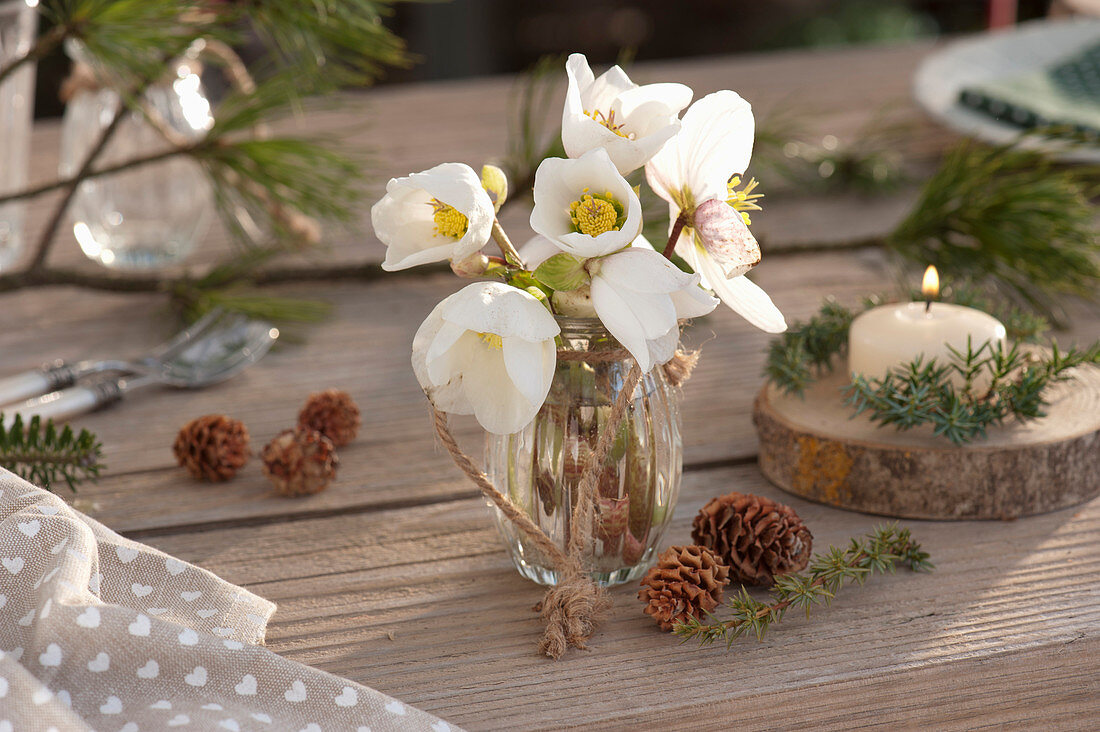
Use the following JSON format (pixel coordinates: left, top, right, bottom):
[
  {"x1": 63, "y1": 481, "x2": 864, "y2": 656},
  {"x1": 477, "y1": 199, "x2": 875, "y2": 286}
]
[
  {"x1": 0, "y1": 308, "x2": 226, "y2": 406},
  {"x1": 2, "y1": 312, "x2": 278, "y2": 428}
]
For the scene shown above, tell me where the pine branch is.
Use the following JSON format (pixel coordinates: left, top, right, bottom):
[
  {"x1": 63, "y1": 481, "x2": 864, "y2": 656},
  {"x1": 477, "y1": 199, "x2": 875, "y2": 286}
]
[
  {"x1": 244, "y1": 0, "x2": 412, "y2": 89},
  {"x1": 673, "y1": 524, "x2": 932, "y2": 647},
  {"x1": 887, "y1": 139, "x2": 1100, "y2": 324},
  {"x1": 0, "y1": 415, "x2": 104, "y2": 493}
]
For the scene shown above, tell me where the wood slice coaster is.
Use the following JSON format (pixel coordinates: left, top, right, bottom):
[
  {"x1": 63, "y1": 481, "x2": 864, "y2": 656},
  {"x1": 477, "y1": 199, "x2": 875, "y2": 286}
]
[{"x1": 753, "y1": 359, "x2": 1100, "y2": 520}]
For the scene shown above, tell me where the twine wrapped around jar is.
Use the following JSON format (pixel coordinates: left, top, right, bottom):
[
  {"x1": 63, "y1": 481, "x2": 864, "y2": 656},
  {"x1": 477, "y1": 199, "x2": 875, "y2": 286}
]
[{"x1": 430, "y1": 347, "x2": 698, "y2": 658}]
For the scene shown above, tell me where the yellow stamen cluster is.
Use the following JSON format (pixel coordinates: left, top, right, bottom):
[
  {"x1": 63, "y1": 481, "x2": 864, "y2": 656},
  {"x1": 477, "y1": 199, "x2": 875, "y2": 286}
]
[
  {"x1": 477, "y1": 332, "x2": 503, "y2": 350},
  {"x1": 430, "y1": 198, "x2": 469, "y2": 239},
  {"x1": 569, "y1": 189, "x2": 622, "y2": 237},
  {"x1": 585, "y1": 109, "x2": 634, "y2": 139},
  {"x1": 726, "y1": 176, "x2": 764, "y2": 225}
]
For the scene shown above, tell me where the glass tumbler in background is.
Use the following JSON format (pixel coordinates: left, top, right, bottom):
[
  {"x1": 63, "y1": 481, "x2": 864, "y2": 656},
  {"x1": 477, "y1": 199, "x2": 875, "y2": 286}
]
[
  {"x1": 60, "y1": 39, "x2": 215, "y2": 270},
  {"x1": 0, "y1": 0, "x2": 39, "y2": 270}
]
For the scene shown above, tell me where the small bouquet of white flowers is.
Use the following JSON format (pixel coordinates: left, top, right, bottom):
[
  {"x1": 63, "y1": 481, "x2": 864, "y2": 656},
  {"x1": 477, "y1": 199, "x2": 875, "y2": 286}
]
[{"x1": 371, "y1": 54, "x2": 786, "y2": 658}]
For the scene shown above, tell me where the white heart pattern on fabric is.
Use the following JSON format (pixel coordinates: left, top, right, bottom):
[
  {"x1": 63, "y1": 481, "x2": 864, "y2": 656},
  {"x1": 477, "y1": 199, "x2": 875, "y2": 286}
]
[
  {"x1": 100, "y1": 696, "x2": 123, "y2": 715},
  {"x1": 334, "y1": 686, "x2": 358, "y2": 707},
  {"x1": 218, "y1": 720, "x2": 240, "y2": 732},
  {"x1": 299, "y1": 725, "x2": 322, "y2": 732},
  {"x1": 87, "y1": 652, "x2": 110, "y2": 672},
  {"x1": 385, "y1": 700, "x2": 406, "y2": 716},
  {"x1": 250, "y1": 713, "x2": 272, "y2": 724},
  {"x1": 31, "y1": 687, "x2": 52, "y2": 705},
  {"x1": 18, "y1": 609, "x2": 34, "y2": 626},
  {"x1": 50, "y1": 537, "x2": 68, "y2": 554},
  {"x1": 128, "y1": 614, "x2": 151, "y2": 637},
  {"x1": 76, "y1": 606, "x2": 100, "y2": 628},
  {"x1": 166, "y1": 557, "x2": 186, "y2": 575},
  {"x1": 116, "y1": 545, "x2": 139, "y2": 563},
  {"x1": 137, "y1": 660, "x2": 159, "y2": 679},
  {"x1": 196, "y1": 608, "x2": 217, "y2": 619},
  {"x1": 3, "y1": 647, "x2": 23, "y2": 661},
  {"x1": 245, "y1": 613, "x2": 265, "y2": 625},
  {"x1": 202, "y1": 703, "x2": 224, "y2": 711},
  {"x1": 131, "y1": 583, "x2": 153, "y2": 598},
  {"x1": 180, "y1": 590, "x2": 202, "y2": 602},
  {"x1": 2, "y1": 557, "x2": 23, "y2": 574},
  {"x1": 17, "y1": 520, "x2": 40, "y2": 537},
  {"x1": 167, "y1": 714, "x2": 190, "y2": 726},
  {"x1": 120, "y1": 724, "x2": 139, "y2": 732},
  {"x1": 38, "y1": 504, "x2": 60, "y2": 515},
  {"x1": 178, "y1": 628, "x2": 199, "y2": 646},
  {"x1": 38, "y1": 566, "x2": 60, "y2": 586},
  {"x1": 223, "y1": 639, "x2": 243, "y2": 651},
  {"x1": 39, "y1": 598, "x2": 52, "y2": 618},
  {"x1": 234, "y1": 674, "x2": 257, "y2": 696},
  {"x1": 67, "y1": 547, "x2": 90, "y2": 564},
  {"x1": 150, "y1": 700, "x2": 172, "y2": 710},
  {"x1": 0, "y1": 676, "x2": 7, "y2": 697},
  {"x1": 432, "y1": 722, "x2": 451, "y2": 732},
  {"x1": 55, "y1": 689, "x2": 71, "y2": 708},
  {"x1": 212, "y1": 627, "x2": 234, "y2": 638},
  {"x1": 38, "y1": 643, "x2": 62, "y2": 667},
  {"x1": 185, "y1": 666, "x2": 207, "y2": 687},
  {"x1": 88, "y1": 572, "x2": 102, "y2": 594},
  {"x1": 147, "y1": 607, "x2": 169, "y2": 615},
  {"x1": 284, "y1": 680, "x2": 307, "y2": 702}
]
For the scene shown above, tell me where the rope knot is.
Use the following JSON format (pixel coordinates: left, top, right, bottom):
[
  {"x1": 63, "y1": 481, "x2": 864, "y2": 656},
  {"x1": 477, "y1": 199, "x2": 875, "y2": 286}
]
[{"x1": 536, "y1": 567, "x2": 612, "y2": 659}]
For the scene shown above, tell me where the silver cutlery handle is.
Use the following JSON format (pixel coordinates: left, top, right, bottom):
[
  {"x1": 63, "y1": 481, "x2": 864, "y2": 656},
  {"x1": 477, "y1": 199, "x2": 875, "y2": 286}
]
[
  {"x1": 0, "y1": 362, "x2": 78, "y2": 406},
  {"x1": 2, "y1": 381, "x2": 122, "y2": 429}
]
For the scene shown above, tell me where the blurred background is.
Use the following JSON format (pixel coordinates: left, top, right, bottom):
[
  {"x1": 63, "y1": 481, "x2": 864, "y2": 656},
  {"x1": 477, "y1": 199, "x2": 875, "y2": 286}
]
[{"x1": 30, "y1": 0, "x2": 1061, "y2": 119}]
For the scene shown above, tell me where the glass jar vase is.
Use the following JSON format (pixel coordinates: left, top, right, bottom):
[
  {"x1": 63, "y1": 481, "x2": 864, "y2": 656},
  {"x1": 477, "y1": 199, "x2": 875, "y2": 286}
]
[
  {"x1": 60, "y1": 40, "x2": 214, "y2": 269},
  {"x1": 485, "y1": 317, "x2": 682, "y2": 587}
]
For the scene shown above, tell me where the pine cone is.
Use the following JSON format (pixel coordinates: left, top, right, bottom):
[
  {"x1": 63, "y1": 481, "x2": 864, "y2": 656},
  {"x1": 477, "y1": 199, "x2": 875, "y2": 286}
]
[
  {"x1": 297, "y1": 389, "x2": 361, "y2": 447},
  {"x1": 261, "y1": 428, "x2": 338, "y2": 497},
  {"x1": 638, "y1": 545, "x2": 730, "y2": 631},
  {"x1": 173, "y1": 415, "x2": 250, "y2": 482},
  {"x1": 691, "y1": 492, "x2": 812, "y2": 586}
]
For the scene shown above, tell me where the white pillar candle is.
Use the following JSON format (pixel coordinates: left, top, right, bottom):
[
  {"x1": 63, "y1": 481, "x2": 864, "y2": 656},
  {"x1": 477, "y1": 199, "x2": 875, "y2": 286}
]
[{"x1": 848, "y1": 302, "x2": 1007, "y2": 385}]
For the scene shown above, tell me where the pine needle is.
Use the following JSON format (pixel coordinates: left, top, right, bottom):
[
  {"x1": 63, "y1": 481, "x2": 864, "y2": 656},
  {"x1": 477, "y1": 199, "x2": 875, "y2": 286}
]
[{"x1": 888, "y1": 140, "x2": 1100, "y2": 323}]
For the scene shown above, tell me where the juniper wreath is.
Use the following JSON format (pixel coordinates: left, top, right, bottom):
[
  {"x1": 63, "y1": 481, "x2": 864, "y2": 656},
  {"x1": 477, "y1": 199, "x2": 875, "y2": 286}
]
[{"x1": 764, "y1": 299, "x2": 1100, "y2": 445}]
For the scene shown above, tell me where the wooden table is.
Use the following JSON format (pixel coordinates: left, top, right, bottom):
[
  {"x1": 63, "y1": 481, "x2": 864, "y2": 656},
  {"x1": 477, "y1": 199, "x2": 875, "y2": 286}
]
[{"x1": 3, "y1": 42, "x2": 1099, "y2": 730}]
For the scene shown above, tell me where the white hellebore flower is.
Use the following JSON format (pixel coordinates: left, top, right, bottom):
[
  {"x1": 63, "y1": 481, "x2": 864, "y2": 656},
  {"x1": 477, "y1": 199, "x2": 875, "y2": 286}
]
[
  {"x1": 563, "y1": 53, "x2": 692, "y2": 175},
  {"x1": 412, "y1": 282, "x2": 560, "y2": 435},
  {"x1": 588, "y1": 244, "x2": 718, "y2": 372},
  {"x1": 530, "y1": 147, "x2": 642, "y2": 259},
  {"x1": 645, "y1": 91, "x2": 787, "y2": 334},
  {"x1": 373, "y1": 162, "x2": 495, "y2": 272}
]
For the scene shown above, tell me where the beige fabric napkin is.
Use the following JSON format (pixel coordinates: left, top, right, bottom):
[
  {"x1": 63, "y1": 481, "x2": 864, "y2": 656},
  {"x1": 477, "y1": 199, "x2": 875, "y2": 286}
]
[{"x1": 0, "y1": 469, "x2": 455, "y2": 731}]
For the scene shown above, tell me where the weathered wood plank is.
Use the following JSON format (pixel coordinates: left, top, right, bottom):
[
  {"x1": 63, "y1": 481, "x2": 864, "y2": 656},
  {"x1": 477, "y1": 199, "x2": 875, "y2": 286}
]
[
  {"x1": 5, "y1": 248, "x2": 1099, "y2": 534},
  {"x1": 141, "y1": 463, "x2": 1100, "y2": 730},
  {"x1": 0, "y1": 251, "x2": 888, "y2": 530}
]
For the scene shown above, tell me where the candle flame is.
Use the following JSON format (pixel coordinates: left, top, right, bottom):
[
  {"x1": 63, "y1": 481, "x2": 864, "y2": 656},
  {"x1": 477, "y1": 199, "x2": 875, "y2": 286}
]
[{"x1": 921, "y1": 265, "x2": 939, "y2": 300}]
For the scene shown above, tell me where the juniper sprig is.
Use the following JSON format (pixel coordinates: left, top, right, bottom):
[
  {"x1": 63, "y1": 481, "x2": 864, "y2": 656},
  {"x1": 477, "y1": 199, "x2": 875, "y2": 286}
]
[
  {"x1": 843, "y1": 339, "x2": 1100, "y2": 445},
  {"x1": 673, "y1": 524, "x2": 932, "y2": 648}
]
